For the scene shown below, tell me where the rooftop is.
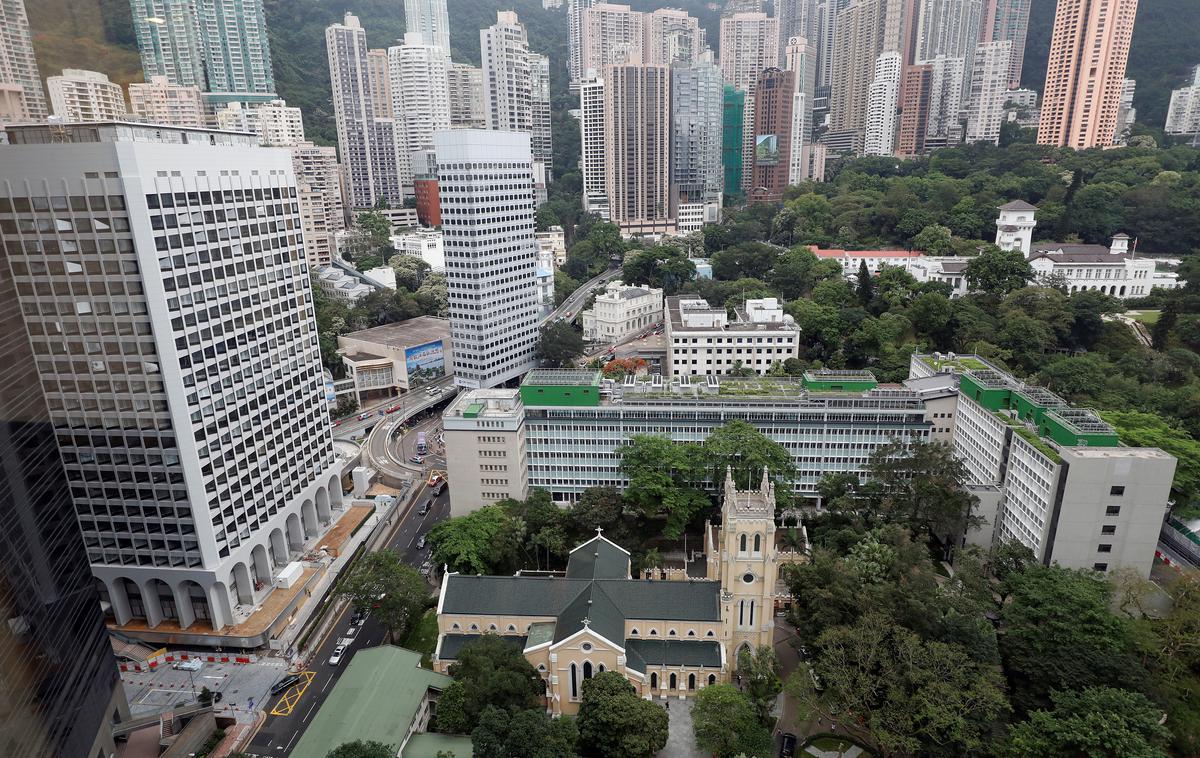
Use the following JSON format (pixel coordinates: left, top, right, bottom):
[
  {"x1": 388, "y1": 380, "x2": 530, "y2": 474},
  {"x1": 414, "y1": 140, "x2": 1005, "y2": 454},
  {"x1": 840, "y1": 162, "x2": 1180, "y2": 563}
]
[
  {"x1": 811, "y1": 247, "x2": 925, "y2": 259},
  {"x1": 4, "y1": 121, "x2": 258, "y2": 146},
  {"x1": 340, "y1": 316, "x2": 450, "y2": 349},
  {"x1": 1046, "y1": 407, "x2": 1116, "y2": 436},
  {"x1": 998, "y1": 199, "x2": 1038, "y2": 211},
  {"x1": 525, "y1": 369, "x2": 602, "y2": 387}
]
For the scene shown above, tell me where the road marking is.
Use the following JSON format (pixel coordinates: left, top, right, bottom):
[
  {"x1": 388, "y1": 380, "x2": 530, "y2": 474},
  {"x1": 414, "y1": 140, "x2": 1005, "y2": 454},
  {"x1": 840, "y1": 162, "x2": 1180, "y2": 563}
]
[
  {"x1": 302, "y1": 699, "x2": 320, "y2": 722},
  {"x1": 285, "y1": 730, "x2": 300, "y2": 750},
  {"x1": 322, "y1": 674, "x2": 336, "y2": 692},
  {"x1": 269, "y1": 670, "x2": 316, "y2": 716}
]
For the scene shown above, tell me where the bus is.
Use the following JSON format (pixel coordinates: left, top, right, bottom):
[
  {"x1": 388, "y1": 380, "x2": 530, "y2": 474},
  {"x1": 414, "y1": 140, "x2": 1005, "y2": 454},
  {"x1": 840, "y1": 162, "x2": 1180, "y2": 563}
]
[{"x1": 416, "y1": 431, "x2": 427, "y2": 455}]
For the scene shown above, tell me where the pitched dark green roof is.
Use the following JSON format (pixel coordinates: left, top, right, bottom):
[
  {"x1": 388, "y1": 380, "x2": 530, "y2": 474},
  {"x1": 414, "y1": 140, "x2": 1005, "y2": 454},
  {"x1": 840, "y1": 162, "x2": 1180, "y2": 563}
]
[
  {"x1": 625, "y1": 639, "x2": 723, "y2": 673},
  {"x1": 436, "y1": 634, "x2": 528, "y2": 661},
  {"x1": 553, "y1": 582, "x2": 626, "y2": 645},
  {"x1": 566, "y1": 535, "x2": 631, "y2": 579}
]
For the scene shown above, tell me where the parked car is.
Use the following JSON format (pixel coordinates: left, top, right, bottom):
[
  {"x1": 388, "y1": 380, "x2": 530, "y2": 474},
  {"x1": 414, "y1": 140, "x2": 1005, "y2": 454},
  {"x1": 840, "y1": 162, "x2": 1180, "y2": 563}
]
[
  {"x1": 780, "y1": 732, "x2": 798, "y2": 758},
  {"x1": 173, "y1": 658, "x2": 202, "y2": 672},
  {"x1": 270, "y1": 674, "x2": 301, "y2": 695},
  {"x1": 329, "y1": 645, "x2": 347, "y2": 665},
  {"x1": 416, "y1": 534, "x2": 427, "y2": 550}
]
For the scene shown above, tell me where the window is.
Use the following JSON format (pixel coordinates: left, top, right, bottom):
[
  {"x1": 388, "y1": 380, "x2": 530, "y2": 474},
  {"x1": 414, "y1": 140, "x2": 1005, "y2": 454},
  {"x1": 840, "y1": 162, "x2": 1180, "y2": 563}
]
[
  {"x1": 742, "y1": 572, "x2": 755, "y2": 584},
  {"x1": 668, "y1": 629, "x2": 677, "y2": 637},
  {"x1": 753, "y1": 534, "x2": 761, "y2": 553},
  {"x1": 688, "y1": 673, "x2": 696, "y2": 690},
  {"x1": 1105, "y1": 506, "x2": 1121, "y2": 516},
  {"x1": 1098, "y1": 544, "x2": 1112, "y2": 553},
  {"x1": 651, "y1": 672, "x2": 658, "y2": 689},
  {"x1": 570, "y1": 663, "x2": 579, "y2": 699},
  {"x1": 649, "y1": 629, "x2": 657, "y2": 636},
  {"x1": 669, "y1": 673, "x2": 677, "y2": 689},
  {"x1": 1094, "y1": 562, "x2": 1109, "y2": 572},
  {"x1": 708, "y1": 674, "x2": 716, "y2": 686},
  {"x1": 1101, "y1": 525, "x2": 1116, "y2": 535},
  {"x1": 1110, "y1": 485, "x2": 1125, "y2": 496},
  {"x1": 739, "y1": 534, "x2": 747, "y2": 553},
  {"x1": 581, "y1": 642, "x2": 593, "y2": 652},
  {"x1": 583, "y1": 661, "x2": 593, "y2": 680},
  {"x1": 630, "y1": 628, "x2": 639, "y2": 636}
]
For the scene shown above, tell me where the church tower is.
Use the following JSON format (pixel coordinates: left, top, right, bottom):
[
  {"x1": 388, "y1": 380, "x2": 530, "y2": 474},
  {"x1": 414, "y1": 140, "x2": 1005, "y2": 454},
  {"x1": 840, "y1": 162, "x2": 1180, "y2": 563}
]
[{"x1": 716, "y1": 466, "x2": 778, "y2": 660}]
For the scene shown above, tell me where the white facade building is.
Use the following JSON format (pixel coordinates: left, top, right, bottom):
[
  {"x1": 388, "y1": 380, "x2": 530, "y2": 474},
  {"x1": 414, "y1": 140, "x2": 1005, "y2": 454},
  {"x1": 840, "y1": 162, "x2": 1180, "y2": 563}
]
[
  {"x1": 582, "y1": 280, "x2": 664, "y2": 342},
  {"x1": 393, "y1": 227, "x2": 445, "y2": 271},
  {"x1": 481, "y1": 12, "x2": 553, "y2": 171},
  {"x1": 994, "y1": 199, "x2": 1037, "y2": 255},
  {"x1": 536, "y1": 225, "x2": 567, "y2": 266},
  {"x1": 443, "y1": 389, "x2": 529, "y2": 513},
  {"x1": 923, "y1": 54, "x2": 966, "y2": 145},
  {"x1": 436, "y1": 130, "x2": 540, "y2": 389},
  {"x1": 665, "y1": 296, "x2": 800, "y2": 376},
  {"x1": 404, "y1": 0, "x2": 450, "y2": 52},
  {"x1": 388, "y1": 33, "x2": 452, "y2": 190},
  {"x1": 671, "y1": 54, "x2": 724, "y2": 232},
  {"x1": 1115, "y1": 78, "x2": 1137, "y2": 145},
  {"x1": 0, "y1": 122, "x2": 338, "y2": 633},
  {"x1": 293, "y1": 141, "x2": 345, "y2": 269},
  {"x1": 1165, "y1": 65, "x2": 1200, "y2": 144},
  {"x1": 581, "y1": 3, "x2": 644, "y2": 75},
  {"x1": 964, "y1": 40, "x2": 1013, "y2": 144},
  {"x1": 255, "y1": 100, "x2": 306, "y2": 146},
  {"x1": 128, "y1": 76, "x2": 205, "y2": 127},
  {"x1": 568, "y1": 0, "x2": 599, "y2": 87},
  {"x1": 579, "y1": 75, "x2": 609, "y2": 218},
  {"x1": 447, "y1": 63, "x2": 486, "y2": 128},
  {"x1": 864, "y1": 52, "x2": 902, "y2": 155},
  {"x1": 316, "y1": 265, "x2": 376, "y2": 303},
  {"x1": 0, "y1": 0, "x2": 47, "y2": 120},
  {"x1": 47, "y1": 69, "x2": 128, "y2": 122}
]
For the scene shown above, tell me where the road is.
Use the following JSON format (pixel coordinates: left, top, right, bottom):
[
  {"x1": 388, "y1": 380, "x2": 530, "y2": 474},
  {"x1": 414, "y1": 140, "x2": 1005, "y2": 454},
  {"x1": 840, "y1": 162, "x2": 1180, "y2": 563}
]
[
  {"x1": 541, "y1": 267, "x2": 622, "y2": 326},
  {"x1": 244, "y1": 484, "x2": 453, "y2": 757},
  {"x1": 362, "y1": 386, "x2": 454, "y2": 483}
]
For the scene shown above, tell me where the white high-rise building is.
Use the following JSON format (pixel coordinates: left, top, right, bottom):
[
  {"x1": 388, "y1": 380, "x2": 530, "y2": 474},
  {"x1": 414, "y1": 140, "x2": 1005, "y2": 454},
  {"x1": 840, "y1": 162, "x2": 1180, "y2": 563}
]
[
  {"x1": 129, "y1": 76, "x2": 205, "y2": 127},
  {"x1": 47, "y1": 69, "x2": 128, "y2": 122},
  {"x1": 785, "y1": 36, "x2": 817, "y2": 181},
  {"x1": 0, "y1": 0, "x2": 47, "y2": 120},
  {"x1": 579, "y1": 75, "x2": 609, "y2": 219},
  {"x1": 0, "y1": 122, "x2": 338, "y2": 633},
  {"x1": 1165, "y1": 65, "x2": 1200, "y2": 144},
  {"x1": 1115, "y1": 78, "x2": 1137, "y2": 145},
  {"x1": 582, "y1": 3, "x2": 645, "y2": 74},
  {"x1": 436, "y1": 130, "x2": 540, "y2": 390},
  {"x1": 326, "y1": 13, "x2": 402, "y2": 209},
  {"x1": 569, "y1": 0, "x2": 600, "y2": 88},
  {"x1": 294, "y1": 142, "x2": 345, "y2": 268},
  {"x1": 924, "y1": 54, "x2": 966, "y2": 145},
  {"x1": 404, "y1": 0, "x2": 450, "y2": 52},
  {"x1": 448, "y1": 63, "x2": 486, "y2": 128},
  {"x1": 915, "y1": 0, "x2": 985, "y2": 62},
  {"x1": 643, "y1": 8, "x2": 704, "y2": 66},
  {"x1": 481, "y1": 13, "x2": 553, "y2": 170},
  {"x1": 964, "y1": 40, "x2": 1013, "y2": 144},
  {"x1": 255, "y1": 100, "x2": 306, "y2": 147},
  {"x1": 671, "y1": 55, "x2": 724, "y2": 231},
  {"x1": 388, "y1": 33, "x2": 452, "y2": 174},
  {"x1": 776, "y1": 0, "x2": 819, "y2": 61},
  {"x1": 864, "y1": 52, "x2": 901, "y2": 155}
]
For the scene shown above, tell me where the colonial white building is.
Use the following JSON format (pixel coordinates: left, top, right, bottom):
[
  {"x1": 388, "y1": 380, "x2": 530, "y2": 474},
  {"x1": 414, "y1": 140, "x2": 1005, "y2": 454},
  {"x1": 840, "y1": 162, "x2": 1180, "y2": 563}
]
[
  {"x1": 665, "y1": 296, "x2": 800, "y2": 376},
  {"x1": 393, "y1": 227, "x2": 445, "y2": 271},
  {"x1": 581, "y1": 280, "x2": 664, "y2": 342}
]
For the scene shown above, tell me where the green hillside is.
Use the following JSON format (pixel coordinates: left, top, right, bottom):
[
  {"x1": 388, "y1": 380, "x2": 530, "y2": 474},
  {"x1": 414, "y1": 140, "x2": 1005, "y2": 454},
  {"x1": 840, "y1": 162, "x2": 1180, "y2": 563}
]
[{"x1": 28, "y1": 0, "x2": 142, "y2": 94}]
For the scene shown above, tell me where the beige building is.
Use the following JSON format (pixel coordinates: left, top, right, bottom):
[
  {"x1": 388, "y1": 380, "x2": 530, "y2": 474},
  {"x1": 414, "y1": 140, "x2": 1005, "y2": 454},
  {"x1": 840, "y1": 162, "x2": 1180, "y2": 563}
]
[
  {"x1": 1037, "y1": 0, "x2": 1138, "y2": 149},
  {"x1": 642, "y1": 8, "x2": 704, "y2": 66},
  {"x1": 604, "y1": 64, "x2": 673, "y2": 236},
  {"x1": 433, "y1": 471, "x2": 806, "y2": 715},
  {"x1": 128, "y1": 75, "x2": 204, "y2": 127},
  {"x1": 0, "y1": 0, "x2": 46, "y2": 120},
  {"x1": 581, "y1": 280, "x2": 664, "y2": 342},
  {"x1": 337, "y1": 317, "x2": 453, "y2": 402},
  {"x1": 447, "y1": 62, "x2": 485, "y2": 128},
  {"x1": 442, "y1": 389, "x2": 529, "y2": 512},
  {"x1": 582, "y1": 3, "x2": 645, "y2": 73},
  {"x1": 46, "y1": 69, "x2": 127, "y2": 122},
  {"x1": 293, "y1": 142, "x2": 344, "y2": 268}
]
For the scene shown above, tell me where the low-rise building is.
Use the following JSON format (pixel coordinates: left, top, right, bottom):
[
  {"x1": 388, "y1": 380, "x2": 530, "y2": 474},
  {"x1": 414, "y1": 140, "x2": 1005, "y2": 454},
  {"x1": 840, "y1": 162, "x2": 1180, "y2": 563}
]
[
  {"x1": 363, "y1": 266, "x2": 397, "y2": 290},
  {"x1": 443, "y1": 389, "x2": 529, "y2": 509},
  {"x1": 1029, "y1": 234, "x2": 1181, "y2": 298},
  {"x1": 810, "y1": 247, "x2": 926, "y2": 277},
  {"x1": 393, "y1": 228, "x2": 445, "y2": 271},
  {"x1": 906, "y1": 256, "x2": 970, "y2": 296},
  {"x1": 337, "y1": 316, "x2": 452, "y2": 402},
  {"x1": 315, "y1": 265, "x2": 375, "y2": 303},
  {"x1": 581, "y1": 280, "x2": 664, "y2": 342},
  {"x1": 665, "y1": 296, "x2": 800, "y2": 376},
  {"x1": 46, "y1": 69, "x2": 127, "y2": 121},
  {"x1": 536, "y1": 225, "x2": 567, "y2": 266}
]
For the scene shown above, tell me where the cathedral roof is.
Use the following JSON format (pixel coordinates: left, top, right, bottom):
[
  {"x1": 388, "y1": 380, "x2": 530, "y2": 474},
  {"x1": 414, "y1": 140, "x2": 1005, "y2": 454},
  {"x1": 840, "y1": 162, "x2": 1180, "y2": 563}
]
[{"x1": 625, "y1": 639, "x2": 723, "y2": 673}]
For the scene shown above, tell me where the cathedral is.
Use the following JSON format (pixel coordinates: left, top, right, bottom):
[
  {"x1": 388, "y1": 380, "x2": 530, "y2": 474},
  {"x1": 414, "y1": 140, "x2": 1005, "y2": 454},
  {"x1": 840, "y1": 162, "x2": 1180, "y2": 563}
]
[{"x1": 432, "y1": 468, "x2": 808, "y2": 715}]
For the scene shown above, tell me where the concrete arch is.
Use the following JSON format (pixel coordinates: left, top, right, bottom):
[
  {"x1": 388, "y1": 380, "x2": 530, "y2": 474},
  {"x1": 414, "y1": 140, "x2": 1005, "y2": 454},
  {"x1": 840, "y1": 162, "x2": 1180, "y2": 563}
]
[
  {"x1": 286, "y1": 512, "x2": 304, "y2": 550},
  {"x1": 301, "y1": 499, "x2": 318, "y2": 538},
  {"x1": 178, "y1": 580, "x2": 210, "y2": 627},
  {"x1": 208, "y1": 581, "x2": 233, "y2": 631},
  {"x1": 94, "y1": 578, "x2": 115, "y2": 622},
  {"x1": 141, "y1": 578, "x2": 171, "y2": 628},
  {"x1": 251, "y1": 543, "x2": 272, "y2": 587},
  {"x1": 108, "y1": 577, "x2": 143, "y2": 625},
  {"x1": 1119, "y1": 285, "x2": 1126, "y2": 296},
  {"x1": 269, "y1": 528, "x2": 288, "y2": 567},
  {"x1": 316, "y1": 486, "x2": 332, "y2": 525},
  {"x1": 327, "y1": 473, "x2": 344, "y2": 509},
  {"x1": 230, "y1": 561, "x2": 254, "y2": 605}
]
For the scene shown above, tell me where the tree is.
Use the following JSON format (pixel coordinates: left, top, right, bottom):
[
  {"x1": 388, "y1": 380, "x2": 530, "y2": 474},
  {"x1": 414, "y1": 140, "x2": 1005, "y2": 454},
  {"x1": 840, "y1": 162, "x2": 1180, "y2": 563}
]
[
  {"x1": 700, "y1": 419, "x2": 797, "y2": 492},
  {"x1": 1100, "y1": 411, "x2": 1199, "y2": 517},
  {"x1": 387, "y1": 253, "x2": 431, "y2": 291},
  {"x1": 912, "y1": 224, "x2": 955, "y2": 256},
  {"x1": 332, "y1": 396, "x2": 359, "y2": 418},
  {"x1": 987, "y1": 539, "x2": 1035, "y2": 603},
  {"x1": 1003, "y1": 687, "x2": 1170, "y2": 758},
  {"x1": 737, "y1": 645, "x2": 782, "y2": 725},
  {"x1": 568, "y1": 486, "x2": 626, "y2": 537},
  {"x1": 335, "y1": 550, "x2": 428, "y2": 641},
  {"x1": 1151, "y1": 302, "x2": 1178, "y2": 351},
  {"x1": 437, "y1": 635, "x2": 545, "y2": 733},
  {"x1": 355, "y1": 211, "x2": 392, "y2": 246},
  {"x1": 856, "y1": 259, "x2": 874, "y2": 305},
  {"x1": 538, "y1": 321, "x2": 585, "y2": 367},
  {"x1": 618, "y1": 435, "x2": 708, "y2": 538},
  {"x1": 471, "y1": 706, "x2": 579, "y2": 758},
  {"x1": 691, "y1": 684, "x2": 773, "y2": 758},
  {"x1": 326, "y1": 740, "x2": 395, "y2": 758},
  {"x1": 964, "y1": 247, "x2": 1033, "y2": 296},
  {"x1": 577, "y1": 672, "x2": 668, "y2": 758},
  {"x1": 427, "y1": 505, "x2": 526, "y2": 575}
]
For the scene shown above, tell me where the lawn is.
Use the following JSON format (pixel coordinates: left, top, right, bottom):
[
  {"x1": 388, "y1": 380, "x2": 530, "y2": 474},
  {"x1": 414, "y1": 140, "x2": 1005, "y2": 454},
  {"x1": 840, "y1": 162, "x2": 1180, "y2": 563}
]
[
  {"x1": 803, "y1": 733, "x2": 872, "y2": 756},
  {"x1": 1128, "y1": 309, "x2": 1161, "y2": 325},
  {"x1": 401, "y1": 609, "x2": 439, "y2": 668}
]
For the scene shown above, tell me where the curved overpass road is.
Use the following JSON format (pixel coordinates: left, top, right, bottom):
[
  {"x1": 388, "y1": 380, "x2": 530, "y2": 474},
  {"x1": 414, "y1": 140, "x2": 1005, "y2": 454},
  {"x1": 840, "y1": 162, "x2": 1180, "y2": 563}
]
[
  {"x1": 361, "y1": 384, "x2": 457, "y2": 483},
  {"x1": 542, "y1": 268, "x2": 621, "y2": 326}
]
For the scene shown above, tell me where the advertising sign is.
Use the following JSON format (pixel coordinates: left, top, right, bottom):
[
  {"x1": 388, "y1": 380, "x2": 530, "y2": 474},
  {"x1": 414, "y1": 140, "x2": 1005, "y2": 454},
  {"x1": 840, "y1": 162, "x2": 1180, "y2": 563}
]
[
  {"x1": 756, "y1": 134, "x2": 779, "y2": 165},
  {"x1": 405, "y1": 340, "x2": 445, "y2": 387}
]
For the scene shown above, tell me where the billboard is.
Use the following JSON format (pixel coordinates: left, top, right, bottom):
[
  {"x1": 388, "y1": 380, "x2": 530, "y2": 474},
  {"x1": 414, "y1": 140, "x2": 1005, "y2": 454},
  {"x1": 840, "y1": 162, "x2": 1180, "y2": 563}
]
[
  {"x1": 404, "y1": 340, "x2": 446, "y2": 387},
  {"x1": 756, "y1": 134, "x2": 779, "y2": 165}
]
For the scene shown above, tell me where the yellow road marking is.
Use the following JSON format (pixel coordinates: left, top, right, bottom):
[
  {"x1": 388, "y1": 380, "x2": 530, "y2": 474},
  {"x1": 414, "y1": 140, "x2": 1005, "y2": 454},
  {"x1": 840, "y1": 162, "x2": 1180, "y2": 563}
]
[{"x1": 269, "y1": 671, "x2": 316, "y2": 716}]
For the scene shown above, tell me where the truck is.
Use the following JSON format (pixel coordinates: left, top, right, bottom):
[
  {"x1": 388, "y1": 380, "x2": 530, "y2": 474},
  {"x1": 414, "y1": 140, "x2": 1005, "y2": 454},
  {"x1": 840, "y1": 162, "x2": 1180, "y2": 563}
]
[{"x1": 416, "y1": 431, "x2": 427, "y2": 455}]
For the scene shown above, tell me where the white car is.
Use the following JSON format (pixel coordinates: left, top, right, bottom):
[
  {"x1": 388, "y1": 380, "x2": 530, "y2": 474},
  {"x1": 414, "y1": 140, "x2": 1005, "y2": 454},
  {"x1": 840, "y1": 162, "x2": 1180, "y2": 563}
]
[
  {"x1": 329, "y1": 645, "x2": 347, "y2": 666},
  {"x1": 173, "y1": 658, "x2": 203, "y2": 672}
]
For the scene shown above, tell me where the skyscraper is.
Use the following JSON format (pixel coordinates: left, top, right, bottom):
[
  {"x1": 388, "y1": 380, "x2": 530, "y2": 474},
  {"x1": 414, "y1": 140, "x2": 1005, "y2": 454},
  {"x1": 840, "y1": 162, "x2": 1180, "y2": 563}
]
[
  {"x1": 722, "y1": 84, "x2": 746, "y2": 196},
  {"x1": 643, "y1": 8, "x2": 704, "y2": 66},
  {"x1": 981, "y1": 0, "x2": 1030, "y2": 87},
  {"x1": 326, "y1": 13, "x2": 403, "y2": 208},
  {"x1": 896, "y1": 63, "x2": 933, "y2": 155},
  {"x1": 828, "y1": 0, "x2": 904, "y2": 151},
  {"x1": 131, "y1": 0, "x2": 276, "y2": 98},
  {"x1": 1165, "y1": 65, "x2": 1200, "y2": 145},
  {"x1": 785, "y1": 35, "x2": 817, "y2": 151},
  {"x1": 46, "y1": 69, "x2": 129, "y2": 122},
  {"x1": 0, "y1": 0, "x2": 46, "y2": 120},
  {"x1": 924, "y1": 53, "x2": 966, "y2": 146},
  {"x1": 1037, "y1": 0, "x2": 1138, "y2": 149},
  {"x1": 719, "y1": 12, "x2": 779, "y2": 190},
  {"x1": 436, "y1": 130, "x2": 540, "y2": 389},
  {"x1": 671, "y1": 54, "x2": 724, "y2": 229},
  {"x1": 294, "y1": 142, "x2": 345, "y2": 268},
  {"x1": 129, "y1": 75, "x2": 205, "y2": 127},
  {"x1": 606, "y1": 65, "x2": 673, "y2": 235},
  {"x1": 0, "y1": 220, "x2": 126, "y2": 758},
  {"x1": 404, "y1": 0, "x2": 451, "y2": 52},
  {"x1": 914, "y1": 0, "x2": 984, "y2": 62},
  {"x1": 389, "y1": 33, "x2": 452, "y2": 160},
  {"x1": 569, "y1": 0, "x2": 600, "y2": 88},
  {"x1": 749, "y1": 67, "x2": 798, "y2": 202},
  {"x1": 579, "y1": 75, "x2": 609, "y2": 218},
  {"x1": 448, "y1": 63, "x2": 486, "y2": 128},
  {"x1": 864, "y1": 52, "x2": 903, "y2": 154},
  {"x1": 776, "y1": 0, "x2": 819, "y2": 60},
  {"x1": 481, "y1": 12, "x2": 553, "y2": 169},
  {"x1": 0, "y1": 121, "x2": 338, "y2": 635},
  {"x1": 1116, "y1": 78, "x2": 1137, "y2": 144},
  {"x1": 582, "y1": 3, "x2": 645, "y2": 75},
  {"x1": 964, "y1": 40, "x2": 1012, "y2": 144}
]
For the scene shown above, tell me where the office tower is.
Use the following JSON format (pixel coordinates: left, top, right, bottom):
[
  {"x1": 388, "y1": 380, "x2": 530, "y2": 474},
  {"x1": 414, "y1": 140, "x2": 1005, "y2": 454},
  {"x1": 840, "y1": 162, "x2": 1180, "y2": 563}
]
[
  {"x1": 404, "y1": 0, "x2": 450, "y2": 52},
  {"x1": 981, "y1": 0, "x2": 1030, "y2": 87},
  {"x1": 722, "y1": 85, "x2": 746, "y2": 197},
  {"x1": 389, "y1": 33, "x2": 452, "y2": 162},
  {"x1": 671, "y1": 55, "x2": 724, "y2": 231},
  {"x1": 0, "y1": 122, "x2": 337, "y2": 634},
  {"x1": 131, "y1": 0, "x2": 275, "y2": 97},
  {"x1": 1165, "y1": 66, "x2": 1200, "y2": 144},
  {"x1": 294, "y1": 142, "x2": 345, "y2": 268},
  {"x1": 326, "y1": 13, "x2": 402, "y2": 208},
  {"x1": 128, "y1": 75, "x2": 204, "y2": 127},
  {"x1": 749, "y1": 68, "x2": 797, "y2": 202},
  {"x1": 46, "y1": 70, "x2": 128, "y2": 122},
  {"x1": 719, "y1": 12, "x2": 779, "y2": 190},
  {"x1": 864, "y1": 52, "x2": 902, "y2": 154},
  {"x1": 828, "y1": 0, "x2": 905, "y2": 151},
  {"x1": 579, "y1": 75, "x2": 609, "y2": 218},
  {"x1": 0, "y1": 0, "x2": 46, "y2": 120},
  {"x1": 1115, "y1": 78, "x2": 1136, "y2": 144},
  {"x1": 582, "y1": 4, "x2": 645, "y2": 75},
  {"x1": 605, "y1": 65, "x2": 672, "y2": 235},
  {"x1": 0, "y1": 239, "x2": 127, "y2": 758},
  {"x1": 448, "y1": 63, "x2": 486, "y2": 128},
  {"x1": 964, "y1": 40, "x2": 1012, "y2": 144},
  {"x1": 643, "y1": 8, "x2": 704, "y2": 66},
  {"x1": 569, "y1": 0, "x2": 599, "y2": 87},
  {"x1": 785, "y1": 36, "x2": 817, "y2": 152},
  {"x1": 1037, "y1": 0, "x2": 1138, "y2": 149},
  {"x1": 896, "y1": 63, "x2": 933, "y2": 155},
  {"x1": 481, "y1": 13, "x2": 553, "y2": 169},
  {"x1": 914, "y1": 0, "x2": 984, "y2": 62},
  {"x1": 436, "y1": 129, "x2": 540, "y2": 389}
]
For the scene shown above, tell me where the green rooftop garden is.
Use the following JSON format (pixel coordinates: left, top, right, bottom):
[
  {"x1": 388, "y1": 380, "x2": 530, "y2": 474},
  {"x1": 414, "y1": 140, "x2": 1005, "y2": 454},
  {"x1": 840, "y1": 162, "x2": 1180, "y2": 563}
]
[
  {"x1": 994, "y1": 411, "x2": 1062, "y2": 464},
  {"x1": 927, "y1": 356, "x2": 991, "y2": 372}
]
